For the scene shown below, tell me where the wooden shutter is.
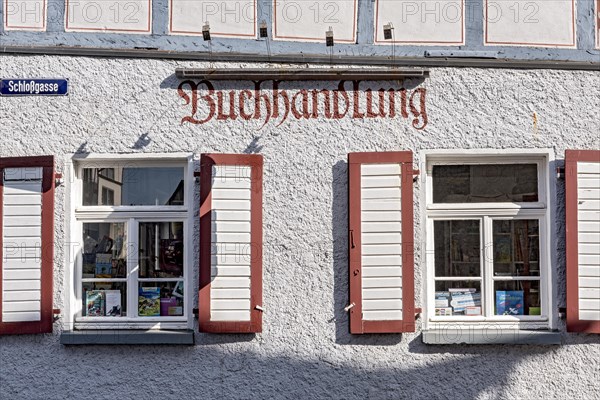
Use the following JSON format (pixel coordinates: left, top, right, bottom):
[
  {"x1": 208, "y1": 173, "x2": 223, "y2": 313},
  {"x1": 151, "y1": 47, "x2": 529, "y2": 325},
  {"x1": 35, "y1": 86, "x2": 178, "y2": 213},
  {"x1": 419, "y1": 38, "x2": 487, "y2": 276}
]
[
  {"x1": 0, "y1": 156, "x2": 55, "y2": 335},
  {"x1": 566, "y1": 150, "x2": 600, "y2": 333},
  {"x1": 199, "y1": 154, "x2": 263, "y2": 333},
  {"x1": 348, "y1": 151, "x2": 416, "y2": 334}
]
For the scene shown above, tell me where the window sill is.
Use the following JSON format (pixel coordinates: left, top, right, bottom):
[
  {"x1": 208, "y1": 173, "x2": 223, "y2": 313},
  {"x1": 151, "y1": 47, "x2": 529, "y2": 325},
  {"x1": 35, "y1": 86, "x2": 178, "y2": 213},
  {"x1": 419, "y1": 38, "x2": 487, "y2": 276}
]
[
  {"x1": 60, "y1": 329, "x2": 195, "y2": 345},
  {"x1": 422, "y1": 329, "x2": 561, "y2": 345}
]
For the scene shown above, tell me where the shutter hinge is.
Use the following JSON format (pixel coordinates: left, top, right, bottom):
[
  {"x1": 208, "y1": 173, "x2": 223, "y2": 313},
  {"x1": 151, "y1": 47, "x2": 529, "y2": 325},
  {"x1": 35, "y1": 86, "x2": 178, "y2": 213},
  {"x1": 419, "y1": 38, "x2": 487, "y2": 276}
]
[
  {"x1": 412, "y1": 169, "x2": 420, "y2": 183},
  {"x1": 192, "y1": 308, "x2": 199, "y2": 317},
  {"x1": 344, "y1": 303, "x2": 355, "y2": 312},
  {"x1": 556, "y1": 167, "x2": 565, "y2": 179},
  {"x1": 255, "y1": 305, "x2": 264, "y2": 312},
  {"x1": 54, "y1": 173, "x2": 64, "y2": 186},
  {"x1": 194, "y1": 171, "x2": 201, "y2": 183},
  {"x1": 53, "y1": 308, "x2": 61, "y2": 321}
]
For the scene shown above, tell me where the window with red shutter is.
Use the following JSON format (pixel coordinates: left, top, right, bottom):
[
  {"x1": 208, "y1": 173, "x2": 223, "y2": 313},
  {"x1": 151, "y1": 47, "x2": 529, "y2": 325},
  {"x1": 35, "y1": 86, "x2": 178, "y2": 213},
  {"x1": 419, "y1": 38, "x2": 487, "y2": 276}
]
[
  {"x1": 199, "y1": 154, "x2": 263, "y2": 333},
  {"x1": 348, "y1": 151, "x2": 416, "y2": 334},
  {"x1": 0, "y1": 156, "x2": 55, "y2": 335},
  {"x1": 565, "y1": 150, "x2": 600, "y2": 334}
]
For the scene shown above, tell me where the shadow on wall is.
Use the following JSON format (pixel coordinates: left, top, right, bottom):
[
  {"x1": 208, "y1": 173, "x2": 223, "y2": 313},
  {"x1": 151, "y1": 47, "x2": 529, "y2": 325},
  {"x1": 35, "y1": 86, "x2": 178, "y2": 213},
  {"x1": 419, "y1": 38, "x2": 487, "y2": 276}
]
[{"x1": 0, "y1": 337, "x2": 560, "y2": 399}]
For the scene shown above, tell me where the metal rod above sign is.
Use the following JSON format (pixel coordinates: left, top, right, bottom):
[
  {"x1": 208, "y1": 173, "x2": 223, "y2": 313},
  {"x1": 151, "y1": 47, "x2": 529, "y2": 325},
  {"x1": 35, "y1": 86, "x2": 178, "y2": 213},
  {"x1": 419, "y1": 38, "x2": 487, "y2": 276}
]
[{"x1": 175, "y1": 68, "x2": 429, "y2": 81}]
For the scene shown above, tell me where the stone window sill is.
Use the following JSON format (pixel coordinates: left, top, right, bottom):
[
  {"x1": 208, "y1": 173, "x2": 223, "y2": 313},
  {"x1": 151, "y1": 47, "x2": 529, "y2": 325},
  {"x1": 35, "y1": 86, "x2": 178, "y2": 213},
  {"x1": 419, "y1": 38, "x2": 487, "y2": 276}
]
[
  {"x1": 422, "y1": 329, "x2": 561, "y2": 345},
  {"x1": 60, "y1": 329, "x2": 195, "y2": 345}
]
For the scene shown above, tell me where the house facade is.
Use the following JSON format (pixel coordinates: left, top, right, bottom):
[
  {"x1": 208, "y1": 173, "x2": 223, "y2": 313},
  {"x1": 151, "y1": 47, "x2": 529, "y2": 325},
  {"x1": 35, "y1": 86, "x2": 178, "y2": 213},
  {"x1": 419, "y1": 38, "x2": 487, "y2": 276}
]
[{"x1": 1, "y1": 1, "x2": 599, "y2": 398}]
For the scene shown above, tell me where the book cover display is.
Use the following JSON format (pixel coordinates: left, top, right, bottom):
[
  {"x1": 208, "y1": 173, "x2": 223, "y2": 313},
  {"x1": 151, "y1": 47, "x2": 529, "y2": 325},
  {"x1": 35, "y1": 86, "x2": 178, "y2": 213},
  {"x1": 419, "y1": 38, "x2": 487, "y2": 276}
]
[
  {"x1": 105, "y1": 290, "x2": 122, "y2": 316},
  {"x1": 95, "y1": 254, "x2": 113, "y2": 278},
  {"x1": 86, "y1": 290, "x2": 105, "y2": 317},
  {"x1": 139, "y1": 287, "x2": 161, "y2": 316},
  {"x1": 496, "y1": 290, "x2": 524, "y2": 315},
  {"x1": 449, "y1": 288, "x2": 482, "y2": 315}
]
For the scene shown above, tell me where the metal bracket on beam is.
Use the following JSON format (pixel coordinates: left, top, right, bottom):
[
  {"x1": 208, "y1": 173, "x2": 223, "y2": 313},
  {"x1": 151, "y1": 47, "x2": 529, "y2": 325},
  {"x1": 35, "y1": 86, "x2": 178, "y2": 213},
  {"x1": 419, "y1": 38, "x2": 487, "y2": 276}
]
[{"x1": 175, "y1": 68, "x2": 429, "y2": 81}]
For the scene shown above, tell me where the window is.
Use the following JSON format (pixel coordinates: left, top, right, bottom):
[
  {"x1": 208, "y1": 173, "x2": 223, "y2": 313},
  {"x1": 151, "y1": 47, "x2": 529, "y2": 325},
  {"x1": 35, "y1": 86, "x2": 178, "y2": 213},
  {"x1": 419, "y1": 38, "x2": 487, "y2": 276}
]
[
  {"x1": 69, "y1": 156, "x2": 193, "y2": 330},
  {"x1": 425, "y1": 153, "x2": 554, "y2": 331}
]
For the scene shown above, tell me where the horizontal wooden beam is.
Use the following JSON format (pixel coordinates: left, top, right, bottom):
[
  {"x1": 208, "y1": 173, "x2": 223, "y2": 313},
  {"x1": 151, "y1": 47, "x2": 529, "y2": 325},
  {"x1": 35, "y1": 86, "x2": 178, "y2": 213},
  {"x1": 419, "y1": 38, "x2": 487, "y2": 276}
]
[{"x1": 175, "y1": 68, "x2": 429, "y2": 81}]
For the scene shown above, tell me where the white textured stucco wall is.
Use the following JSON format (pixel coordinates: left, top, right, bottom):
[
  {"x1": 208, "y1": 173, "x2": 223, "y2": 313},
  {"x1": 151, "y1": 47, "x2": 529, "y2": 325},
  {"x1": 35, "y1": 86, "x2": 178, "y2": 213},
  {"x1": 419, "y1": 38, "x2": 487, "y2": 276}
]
[{"x1": 0, "y1": 55, "x2": 599, "y2": 399}]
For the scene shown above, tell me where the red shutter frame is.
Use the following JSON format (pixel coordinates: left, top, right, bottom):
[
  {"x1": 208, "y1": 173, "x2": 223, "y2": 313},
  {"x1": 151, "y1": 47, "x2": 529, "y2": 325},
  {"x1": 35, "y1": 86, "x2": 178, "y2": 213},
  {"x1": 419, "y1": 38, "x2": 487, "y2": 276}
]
[
  {"x1": 0, "y1": 156, "x2": 55, "y2": 335},
  {"x1": 565, "y1": 150, "x2": 600, "y2": 334},
  {"x1": 348, "y1": 151, "x2": 415, "y2": 334},
  {"x1": 199, "y1": 154, "x2": 263, "y2": 333}
]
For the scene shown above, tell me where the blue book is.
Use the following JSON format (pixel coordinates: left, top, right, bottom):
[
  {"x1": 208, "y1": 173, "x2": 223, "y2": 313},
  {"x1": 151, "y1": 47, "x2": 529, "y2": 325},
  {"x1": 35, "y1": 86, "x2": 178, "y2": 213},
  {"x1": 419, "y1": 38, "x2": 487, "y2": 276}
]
[{"x1": 496, "y1": 291, "x2": 524, "y2": 315}]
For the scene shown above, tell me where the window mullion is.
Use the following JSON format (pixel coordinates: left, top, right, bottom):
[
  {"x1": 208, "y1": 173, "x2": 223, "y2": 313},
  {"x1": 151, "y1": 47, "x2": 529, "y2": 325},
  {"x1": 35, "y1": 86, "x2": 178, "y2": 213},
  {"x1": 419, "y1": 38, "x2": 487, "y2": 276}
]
[
  {"x1": 128, "y1": 218, "x2": 139, "y2": 319},
  {"x1": 483, "y1": 216, "x2": 494, "y2": 318}
]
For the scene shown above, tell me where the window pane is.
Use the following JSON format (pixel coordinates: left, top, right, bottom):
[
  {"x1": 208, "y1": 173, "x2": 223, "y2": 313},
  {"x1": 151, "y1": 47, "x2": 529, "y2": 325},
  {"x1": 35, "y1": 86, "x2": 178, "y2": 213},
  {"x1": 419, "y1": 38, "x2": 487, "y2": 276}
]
[
  {"x1": 82, "y1": 167, "x2": 185, "y2": 206},
  {"x1": 83, "y1": 282, "x2": 127, "y2": 317},
  {"x1": 139, "y1": 222, "x2": 184, "y2": 279},
  {"x1": 434, "y1": 220, "x2": 481, "y2": 277},
  {"x1": 138, "y1": 282, "x2": 184, "y2": 317},
  {"x1": 493, "y1": 220, "x2": 540, "y2": 277},
  {"x1": 82, "y1": 223, "x2": 127, "y2": 279},
  {"x1": 432, "y1": 164, "x2": 538, "y2": 203},
  {"x1": 495, "y1": 281, "x2": 541, "y2": 316},
  {"x1": 434, "y1": 281, "x2": 482, "y2": 316}
]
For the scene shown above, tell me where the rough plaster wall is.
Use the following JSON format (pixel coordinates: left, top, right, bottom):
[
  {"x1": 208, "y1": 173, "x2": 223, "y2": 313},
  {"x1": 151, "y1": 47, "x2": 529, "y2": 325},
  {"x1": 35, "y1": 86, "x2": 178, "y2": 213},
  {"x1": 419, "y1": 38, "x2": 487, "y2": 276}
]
[{"x1": 0, "y1": 55, "x2": 599, "y2": 399}]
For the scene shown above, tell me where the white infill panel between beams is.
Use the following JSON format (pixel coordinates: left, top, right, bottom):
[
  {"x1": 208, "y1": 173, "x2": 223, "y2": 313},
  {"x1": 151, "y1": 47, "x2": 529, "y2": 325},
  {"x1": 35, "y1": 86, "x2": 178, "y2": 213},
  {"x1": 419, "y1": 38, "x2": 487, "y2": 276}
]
[
  {"x1": 360, "y1": 163, "x2": 403, "y2": 321},
  {"x1": 210, "y1": 166, "x2": 252, "y2": 322},
  {"x1": 577, "y1": 162, "x2": 600, "y2": 322},
  {"x1": 2, "y1": 167, "x2": 43, "y2": 323}
]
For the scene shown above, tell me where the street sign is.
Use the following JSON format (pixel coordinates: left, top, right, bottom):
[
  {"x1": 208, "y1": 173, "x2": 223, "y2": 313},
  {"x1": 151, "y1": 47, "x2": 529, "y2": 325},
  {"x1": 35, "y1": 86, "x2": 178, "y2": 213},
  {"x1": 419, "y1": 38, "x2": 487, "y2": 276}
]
[{"x1": 0, "y1": 79, "x2": 68, "y2": 96}]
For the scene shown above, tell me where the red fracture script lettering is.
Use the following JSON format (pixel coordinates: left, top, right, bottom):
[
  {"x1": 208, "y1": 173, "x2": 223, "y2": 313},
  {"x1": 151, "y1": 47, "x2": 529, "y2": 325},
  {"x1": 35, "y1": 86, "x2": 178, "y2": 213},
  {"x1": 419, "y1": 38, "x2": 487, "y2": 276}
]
[{"x1": 178, "y1": 80, "x2": 428, "y2": 130}]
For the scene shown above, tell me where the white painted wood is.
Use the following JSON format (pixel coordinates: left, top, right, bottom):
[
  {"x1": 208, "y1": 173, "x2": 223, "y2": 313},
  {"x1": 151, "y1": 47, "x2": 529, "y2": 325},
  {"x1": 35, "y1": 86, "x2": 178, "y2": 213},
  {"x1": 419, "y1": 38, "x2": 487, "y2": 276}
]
[
  {"x1": 212, "y1": 210, "x2": 251, "y2": 221},
  {"x1": 65, "y1": 0, "x2": 152, "y2": 33},
  {"x1": 2, "y1": 301, "x2": 40, "y2": 313},
  {"x1": 212, "y1": 188, "x2": 252, "y2": 200},
  {"x1": 2, "y1": 167, "x2": 44, "y2": 323},
  {"x1": 211, "y1": 199, "x2": 252, "y2": 210},
  {"x1": 210, "y1": 164, "x2": 253, "y2": 322},
  {"x1": 3, "y1": 0, "x2": 45, "y2": 31},
  {"x1": 362, "y1": 255, "x2": 403, "y2": 266},
  {"x1": 211, "y1": 232, "x2": 251, "y2": 243},
  {"x1": 362, "y1": 232, "x2": 402, "y2": 244},
  {"x1": 577, "y1": 200, "x2": 600, "y2": 211},
  {"x1": 3, "y1": 205, "x2": 42, "y2": 216},
  {"x1": 3, "y1": 167, "x2": 42, "y2": 181},
  {"x1": 3, "y1": 291, "x2": 41, "y2": 301},
  {"x1": 3, "y1": 269, "x2": 41, "y2": 280},
  {"x1": 362, "y1": 244, "x2": 402, "y2": 256},
  {"x1": 579, "y1": 163, "x2": 600, "y2": 174},
  {"x1": 1, "y1": 312, "x2": 41, "y2": 322},
  {"x1": 362, "y1": 221, "x2": 402, "y2": 232},
  {"x1": 361, "y1": 164, "x2": 401, "y2": 176},
  {"x1": 170, "y1": 0, "x2": 256, "y2": 38},
  {"x1": 361, "y1": 187, "x2": 401, "y2": 199},
  {"x1": 362, "y1": 266, "x2": 402, "y2": 278},
  {"x1": 360, "y1": 163, "x2": 403, "y2": 321},
  {"x1": 577, "y1": 165, "x2": 600, "y2": 321},
  {"x1": 211, "y1": 310, "x2": 251, "y2": 321},
  {"x1": 211, "y1": 288, "x2": 251, "y2": 299},
  {"x1": 485, "y1": 0, "x2": 575, "y2": 48},
  {"x1": 362, "y1": 310, "x2": 403, "y2": 321},
  {"x1": 273, "y1": 0, "x2": 358, "y2": 43},
  {"x1": 2, "y1": 280, "x2": 41, "y2": 291},
  {"x1": 210, "y1": 277, "x2": 251, "y2": 289},
  {"x1": 211, "y1": 266, "x2": 251, "y2": 277}
]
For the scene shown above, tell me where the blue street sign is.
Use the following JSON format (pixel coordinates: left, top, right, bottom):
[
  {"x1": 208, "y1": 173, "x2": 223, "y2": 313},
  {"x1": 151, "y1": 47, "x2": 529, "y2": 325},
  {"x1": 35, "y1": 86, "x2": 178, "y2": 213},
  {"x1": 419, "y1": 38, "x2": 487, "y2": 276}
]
[{"x1": 0, "y1": 79, "x2": 69, "y2": 96}]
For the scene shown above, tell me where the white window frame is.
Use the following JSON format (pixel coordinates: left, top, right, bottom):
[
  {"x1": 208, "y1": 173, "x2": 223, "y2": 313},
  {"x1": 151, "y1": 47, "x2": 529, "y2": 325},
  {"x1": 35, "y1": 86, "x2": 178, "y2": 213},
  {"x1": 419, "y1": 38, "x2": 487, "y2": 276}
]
[
  {"x1": 421, "y1": 149, "x2": 557, "y2": 331},
  {"x1": 65, "y1": 153, "x2": 195, "y2": 330}
]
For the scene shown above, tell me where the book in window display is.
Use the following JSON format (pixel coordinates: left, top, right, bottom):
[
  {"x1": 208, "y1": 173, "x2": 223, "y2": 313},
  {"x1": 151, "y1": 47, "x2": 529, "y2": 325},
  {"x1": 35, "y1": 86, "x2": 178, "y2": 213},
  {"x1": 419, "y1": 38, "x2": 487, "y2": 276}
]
[
  {"x1": 449, "y1": 288, "x2": 482, "y2": 315},
  {"x1": 105, "y1": 290, "x2": 122, "y2": 317},
  {"x1": 95, "y1": 253, "x2": 113, "y2": 278},
  {"x1": 496, "y1": 290, "x2": 524, "y2": 315},
  {"x1": 86, "y1": 290, "x2": 105, "y2": 317},
  {"x1": 139, "y1": 287, "x2": 161, "y2": 317}
]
